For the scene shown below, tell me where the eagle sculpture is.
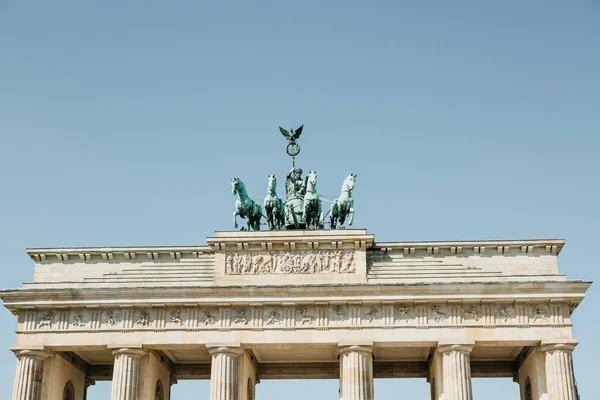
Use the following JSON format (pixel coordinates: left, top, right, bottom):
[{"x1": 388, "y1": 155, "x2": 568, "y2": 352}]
[{"x1": 279, "y1": 124, "x2": 304, "y2": 142}]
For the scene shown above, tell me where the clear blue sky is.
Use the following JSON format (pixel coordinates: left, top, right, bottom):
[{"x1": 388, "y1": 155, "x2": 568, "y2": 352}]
[{"x1": 1, "y1": 1, "x2": 599, "y2": 398}]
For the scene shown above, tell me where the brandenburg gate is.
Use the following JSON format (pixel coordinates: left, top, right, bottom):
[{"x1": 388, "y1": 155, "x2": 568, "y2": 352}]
[{"x1": 0, "y1": 127, "x2": 590, "y2": 399}]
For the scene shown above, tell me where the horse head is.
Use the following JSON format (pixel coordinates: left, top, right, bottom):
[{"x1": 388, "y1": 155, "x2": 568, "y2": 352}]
[
  {"x1": 231, "y1": 177, "x2": 243, "y2": 195},
  {"x1": 343, "y1": 173, "x2": 357, "y2": 192},
  {"x1": 306, "y1": 171, "x2": 318, "y2": 193},
  {"x1": 267, "y1": 174, "x2": 276, "y2": 192}
]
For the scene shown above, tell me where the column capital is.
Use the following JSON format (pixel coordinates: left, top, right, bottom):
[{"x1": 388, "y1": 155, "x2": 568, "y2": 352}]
[
  {"x1": 437, "y1": 342, "x2": 474, "y2": 355},
  {"x1": 539, "y1": 339, "x2": 578, "y2": 353},
  {"x1": 338, "y1": 345, "x2": 374, "y2": 355},
  {"x1": 11, "y1": 348, "x2": 52, "y2": 360},
  {"x1": 207, "y1": 346, "x2": 244, "y2": 356},
  {"x1": 110, "y1": 347, "x2": 147, "y2": 357}
]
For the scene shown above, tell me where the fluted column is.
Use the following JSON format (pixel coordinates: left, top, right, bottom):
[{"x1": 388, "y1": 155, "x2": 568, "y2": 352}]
[
  {"x1": 110, "y1": 348, "x2": 147, "y2": 400},
  {"x1": 438, "y1": 344, "x2": 473, "y2": 400},
  {"x1": 11, "y1": 349, "x2": 51, "y2": 400},
  {"x1": 540, "y1": 342, "x2": 577, "y2": 400},
  {"x1": 338, "y1": 345, "x2": 373, "y2": 400},
  {"x1": 208, "y1": 346, "x2": 244, "y2": 400}
]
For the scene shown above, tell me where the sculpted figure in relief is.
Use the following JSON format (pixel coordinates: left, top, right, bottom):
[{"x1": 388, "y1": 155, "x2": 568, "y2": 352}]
[
  {"x1": 203, "y1": 310, "x2": 216, "y2": 325},
  {"x1": 135, "y1": 311, "x2": 150, "y2": 327},
  {"x1": 266, "y1": 310, "x2": 281, "y2": 325},
  {"x1": 332, "y1": 306, "x2": 346, "y2": 322},
  {"x1": 431, "y1": 306, "x2": 448, "y2": 322},
  {"x1": 365, "y1": 307, "x2": 378, "y2": 322},
  {"x1": 225, "y1": 250, "x2": 356, "y2": 275},
  {"x1": 463, "y1": 306, "x2": 480, "y2": 321},
  {"x1": 72, "y1": 314, "x2": 85, "y2": 327},
  {"x1": 397, "y1": 307, "x2": 410, "y2": 322},
  {"x1": 297, "y1": 308, "x2": 314, "y2": 325},
  {"x1": 105, "y1": 310, "x2": 120, "y2": 326},
  {"x1": 170, "y1": 310, "x2": 183, "y2": 325},
  {"x1": 496, "y1": 306, "x2": 513, "y2": 321},
  {"x1": 38, "y1": 311, "x2": 56, "y2": 329},
  {"x1": 233, "y1": 309, "x2": 249, "y2": 325},
  {"x1": 532, "y1": 305, "x2": 549, "y2": 321}
]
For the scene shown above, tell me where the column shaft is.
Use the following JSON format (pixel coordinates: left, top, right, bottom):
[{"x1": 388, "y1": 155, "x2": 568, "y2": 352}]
[
  {"x1": 110, "y1": 348, "x2": 146, "y2": 400},
  {"x1": 209, "y1": 347, "x2": 243, "y2": 400},
  {"x1": 11, "y1": 350, "x2": 49, "y2": 400},
  {"x1": 339, "y1": 346, "x2": 373, "y2": 400},
  {"x1": 438, "y1": 344, "x2": 473, "y2": 400},
  {"x1": 541, "y1": 343, "x2": 577, "y2": 400}
]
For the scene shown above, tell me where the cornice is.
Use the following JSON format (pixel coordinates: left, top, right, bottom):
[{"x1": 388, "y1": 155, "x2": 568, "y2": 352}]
[
  {"x1": 24, "y1": 237, "x2": 565, "y2": 263},
  {"x1": 372, "y1": 239, "x2": 565, "y2": 255},
  {"x1": 26, "y1": 245, "x2": 212, "y2": 262},
  {"x1": 0, "y1": 280, "x2": 591, "y2": 309}
]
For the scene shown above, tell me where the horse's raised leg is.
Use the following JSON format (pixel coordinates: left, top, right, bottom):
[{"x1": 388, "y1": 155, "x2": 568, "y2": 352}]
[
  {"x1": 348, "y1": 207, "x2": 355, "y2": 226},
  {"x1": 233, "y1": 210, "x2": 240, "y2": 229}
]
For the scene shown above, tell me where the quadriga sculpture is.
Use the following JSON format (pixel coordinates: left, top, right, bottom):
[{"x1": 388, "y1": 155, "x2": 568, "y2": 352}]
[
  {"x1": 264, "y1": 175, "x2": 285, "y2": 230},
  {"x1": 303, "y1": 171, "x2": 323, "y2": 229},
  {"x1": 330, "y1": 173, "x2": 356, "y2": 229},
  {"x1": 232, "y1": 178, "x2": 262, "y2": 230}
]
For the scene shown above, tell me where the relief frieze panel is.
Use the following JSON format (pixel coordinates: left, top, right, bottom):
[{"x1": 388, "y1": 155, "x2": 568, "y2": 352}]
[
  {"x1": 225, "y1": 250, "x2": 355, "y2": 275},
  {"x1": 21, "y1": 300, "x2": 570, "y2": 333}
]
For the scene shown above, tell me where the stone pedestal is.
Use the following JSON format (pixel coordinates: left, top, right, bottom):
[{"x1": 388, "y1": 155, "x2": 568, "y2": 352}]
[
  {"x1": 110, "y1": 348, "x2": 147, "y2": 400},
  {"x1": 338, "y1": 345, "x2": 373, "y2": 400},
  {"x1": 11, "y1": 349, "x2": 50, "y2": 400},
  {"x1": 208, "y1": 347, "x2": 244, "y2": 400},
  {"x1": 437, "y1": 344, "x2": 473, "y2": 400},
  {"x1": 540, "y1": 342, "x2": 578, "y2": 400}
]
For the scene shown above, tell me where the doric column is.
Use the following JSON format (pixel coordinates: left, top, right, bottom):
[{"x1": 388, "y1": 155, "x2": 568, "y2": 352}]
[
  {"x1": 110, "y1": 348, "x2": 147, "y2": 400},
  {"x1": 208, "y1": 346, "x2": 244, "y2": 400},
  {"x1": 11, "y1": 349, "x2": 51, "y2": 400},
  {"x1": 540, "y1": 342, "x2": 577, "y2": 400},
  {"x1": 338, "y1": 345, "x2": 373, "y2": 400},
  {"x1": 437, "y1": 344, "x2": 473, "y2": 400}
]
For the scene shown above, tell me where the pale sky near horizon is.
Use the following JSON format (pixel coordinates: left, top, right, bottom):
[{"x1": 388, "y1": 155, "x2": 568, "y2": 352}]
[{"x1": 1, "y1": 1, "x2": 599, "y2": 398}]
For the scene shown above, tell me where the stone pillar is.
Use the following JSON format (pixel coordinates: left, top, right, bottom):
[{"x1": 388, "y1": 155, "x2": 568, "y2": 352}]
[
  {"x1": 208, "y1": 346, "x2": 244, "y2": 400},
  {"x1": 11, "y1": 349, "x2": 50, "y2": 400},
  {"x1": 437, "y1": 344, "x2": 473, "y2": 400},
  {"x1": 540, "y1": 342, "x2": 577, "y2": 400},
  {"x1": 110, "y1": 348, "x2": 147, "y2": 400},
  {"x1": 338, "y1": 345, "x2": 373, "y2": 400}
]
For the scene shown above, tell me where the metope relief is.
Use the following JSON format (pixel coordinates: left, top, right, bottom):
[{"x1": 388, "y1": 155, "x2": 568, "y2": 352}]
[
  {"x1": 225, "y1": 250, "x2": 355, "y2": 275},
  {"x1": 297, "y1": 308, "x2": 315, "y2": 325},
  {"x1": 38, "y1": 311, "x2": 56, "y2": 329},
  {"x1": 202, "y1": 309, "x2": 217, "y2": 326},
  {"x1": 430, "y1": 306, "x2": 448, "y2": 323},
  {"x1": 396, "y1": 306, "x2": 411, "y2": 323}
]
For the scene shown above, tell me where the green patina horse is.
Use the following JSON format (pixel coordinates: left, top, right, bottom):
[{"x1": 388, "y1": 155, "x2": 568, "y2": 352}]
[
  {"x1": 330, "y1": 173, "x2": 356, "y2": 229},
  {"x1": 232, "y1": 178, "x2": 262, "y2": 230},
  {"x1": 303, "y1": 171, "x2": 323, "y2": 229},
  {"x1": 264, "y1": 175, "x2": 285, "y2": 230}
]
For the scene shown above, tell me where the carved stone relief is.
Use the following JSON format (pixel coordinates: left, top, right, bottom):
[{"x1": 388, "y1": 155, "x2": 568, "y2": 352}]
[
  {"x1": 169, "y1": 310, "x2": 183, "y2": 326},
  {"x1": 496, "y1": 306, "x2": 513, "y2": 322},
  {"x1": 72, "y1": 313, "x2": 86, "y2": 327},
  {"x1": 38, "y1": 311, "x2": 56, "y2": 329},
  {"x1": 297, "y1": 308, "x2": 314, "y2": 325},
  {"x1": 225, "y1": 250, "x2": 356, "y2": 275},
  {"x1": 135, "y1": 311, "x2": 151, "y2": 327},
  {"x1": 266, "y1": 309, "x2": 282, "y2": 325},
  {"x1": 463, "y1": 306, "x2": 480, "y2": 321},
  {"x1": 104, "y1": 310, "x2": 121, "y2": 327},
  {"x1": 532, "y1": 304, "x2": 550, "y2": 322},
  {"x1": 331, "y1": 305, "x2": 347, "y2": 322},
  {"x1": 233, "y1": 308, "x2": 249, "y2": 325},
  {"x1": 203, "y1": 309, "x2": 216, "y2": 325},
  {"x1": 396, "y1": 307, "x2": 411, "y2": 322},
  {"x1": 430, "y1": 306, "x2": 448, "y2": 322},
  {"x1": 364, "y1": 307, "x2": 378, "y2": 323}
]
